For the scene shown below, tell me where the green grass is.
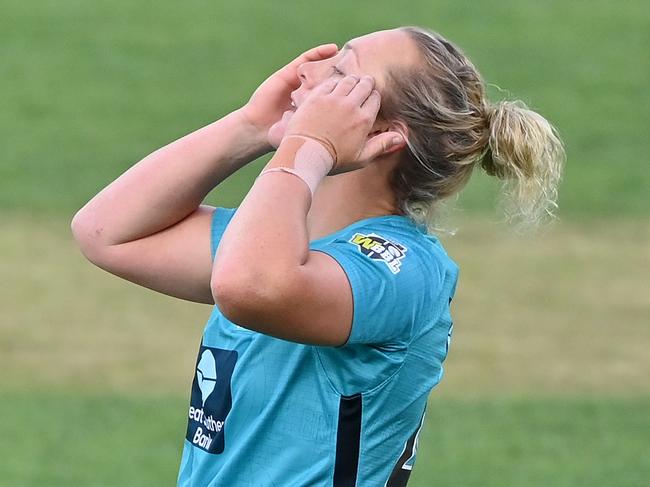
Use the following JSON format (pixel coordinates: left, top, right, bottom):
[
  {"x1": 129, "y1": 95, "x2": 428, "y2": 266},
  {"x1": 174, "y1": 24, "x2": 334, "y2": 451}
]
[
  {"x1": 412, "y1": 397, "x2": 650, "y2": 487},
  {"x1": 1, "y1": 0, "x2": 649, "y2": 216},
  {"x1": 0, "y1": 393, "x2": 647, "y2": 487},
  {"x1": 2, "y1": 216, "x2": 648, "y2": 396},
  {"x1": 0, "y1": 393, "x2": 186, "y2": 486}
]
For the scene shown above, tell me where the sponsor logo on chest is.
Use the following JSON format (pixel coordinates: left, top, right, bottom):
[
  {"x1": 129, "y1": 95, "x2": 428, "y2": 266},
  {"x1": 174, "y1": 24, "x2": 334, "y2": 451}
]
[{"x1": 185, "y1": 345, "x2": 238, "y2": 454}]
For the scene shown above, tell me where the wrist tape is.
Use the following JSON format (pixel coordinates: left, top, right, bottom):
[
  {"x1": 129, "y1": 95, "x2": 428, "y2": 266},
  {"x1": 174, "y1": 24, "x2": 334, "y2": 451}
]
[{"x1": 257, "y1": 135, "x2": 335, "y2": 196}]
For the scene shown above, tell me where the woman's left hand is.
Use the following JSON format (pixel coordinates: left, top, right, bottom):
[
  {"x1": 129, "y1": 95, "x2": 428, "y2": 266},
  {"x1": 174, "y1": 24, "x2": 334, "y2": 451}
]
[{"x1": 283, "y1": 75, "x2": 404, "y2": 173}]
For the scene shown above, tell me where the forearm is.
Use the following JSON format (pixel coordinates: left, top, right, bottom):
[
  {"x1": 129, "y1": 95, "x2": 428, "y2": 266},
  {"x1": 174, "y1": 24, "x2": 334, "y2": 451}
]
[
  {"x1": 72, "y1": 109, "x2": 270, "y2": 246},
  {"x1": 211, "y1": 139, "x2": 325, "y2": 315},
  {"x1": 216, "y1": 142, "x2": 314, "y2": 266}
]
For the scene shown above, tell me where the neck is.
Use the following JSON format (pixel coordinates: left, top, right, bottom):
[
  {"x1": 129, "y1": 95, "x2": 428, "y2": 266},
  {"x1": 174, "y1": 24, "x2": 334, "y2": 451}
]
[{"x1": 306, "y1": 162, "x2": 399, "y2": 241}]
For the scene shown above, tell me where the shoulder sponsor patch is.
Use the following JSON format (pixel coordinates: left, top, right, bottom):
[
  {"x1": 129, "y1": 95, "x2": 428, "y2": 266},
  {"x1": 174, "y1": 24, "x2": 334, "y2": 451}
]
[{"x1": 349, "y1": 232, "x2": 408, "y2": 274}]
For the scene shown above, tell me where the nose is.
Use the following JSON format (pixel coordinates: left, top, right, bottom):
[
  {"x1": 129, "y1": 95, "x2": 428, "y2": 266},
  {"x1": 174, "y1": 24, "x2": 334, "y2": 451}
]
[
  {"x1": 295, "y1": 60, "x2": 327, "y2": 90},
  {"x1": 296, "y1": 62, "x2": 309, "y2": 86}
]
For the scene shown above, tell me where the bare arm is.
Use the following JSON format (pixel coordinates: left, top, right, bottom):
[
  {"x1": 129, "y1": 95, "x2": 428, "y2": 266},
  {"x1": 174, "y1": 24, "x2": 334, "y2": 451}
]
[
  {"x1": 71, "y1": 44, "x2": 339, "y2": 304},
  {"x1": 71, "y1": 111, "x2": 268, "y2": 303},
  {"x1": 72, "y1": 110, "x2": 268, "y2": 248}
]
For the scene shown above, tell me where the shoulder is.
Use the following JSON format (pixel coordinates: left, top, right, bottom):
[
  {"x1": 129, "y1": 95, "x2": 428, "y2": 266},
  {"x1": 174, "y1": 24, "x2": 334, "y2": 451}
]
[
  {"x1": 315, "y1": 215, "x2": 457, "y2": 286},
  {"x1": 312, "y1": 216, "x2": 459, "y2": 345}
]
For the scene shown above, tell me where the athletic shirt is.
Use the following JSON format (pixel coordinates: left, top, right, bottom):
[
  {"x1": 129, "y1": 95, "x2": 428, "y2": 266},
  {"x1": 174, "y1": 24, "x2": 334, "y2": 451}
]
[{"x1": 177, "y1": 207, "x2": 459, "y2": 487}]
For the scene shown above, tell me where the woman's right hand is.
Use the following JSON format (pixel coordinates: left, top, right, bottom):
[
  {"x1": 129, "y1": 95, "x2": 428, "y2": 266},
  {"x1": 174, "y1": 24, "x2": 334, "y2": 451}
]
[
  {"x1": 239, "y1": 44, "x2": 338, "y2": 150},
  {"x1": 283, "y1": 75, "x2": 404, "y2": 173}
]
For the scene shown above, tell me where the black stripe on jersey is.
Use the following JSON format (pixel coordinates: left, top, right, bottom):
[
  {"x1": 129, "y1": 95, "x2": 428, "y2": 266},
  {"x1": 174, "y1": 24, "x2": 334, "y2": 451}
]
[
  {"x1": 386, "y1": 409, "x2": 426, "y2": 487},
  {"x1": 333, "y1": 393, "x2": 362, "y2": 487}
]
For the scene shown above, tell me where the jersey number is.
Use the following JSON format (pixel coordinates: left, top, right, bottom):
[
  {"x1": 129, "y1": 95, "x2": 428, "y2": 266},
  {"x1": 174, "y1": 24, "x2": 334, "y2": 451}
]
[{"x1": 385, "y1": 409, "x2": 426, "y2": 486}]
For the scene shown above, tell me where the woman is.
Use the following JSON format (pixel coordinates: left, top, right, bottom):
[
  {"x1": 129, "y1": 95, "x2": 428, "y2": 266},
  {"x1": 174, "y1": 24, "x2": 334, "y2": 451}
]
[{"x1": 72, "y1": 27, "x2": 564, "y2": 486}]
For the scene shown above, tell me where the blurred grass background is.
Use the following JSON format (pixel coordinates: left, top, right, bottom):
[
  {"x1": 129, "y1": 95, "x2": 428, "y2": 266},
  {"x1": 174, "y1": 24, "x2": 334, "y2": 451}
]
[{"x1": 1, "y1": 0, "x2": 648, "y2": 485}]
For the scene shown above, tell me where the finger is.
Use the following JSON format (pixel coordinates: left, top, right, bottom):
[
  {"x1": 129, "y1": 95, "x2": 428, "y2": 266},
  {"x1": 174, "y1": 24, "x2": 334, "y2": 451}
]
[
  {"x1": 295, "y1": 44, "x2": 339, "y2": 64},
  {"x1": 358, "y1": 131, "x2": 405, "y2": 161},
  {"x1": 349, "y1": 76, "x2": 376, "y2": 106},
  {"x1": 280, "y1": 44, "x2": 339, "y2": 86},
  {"x1": 311, "y1": 77, "x2": 338, "y2": 96},
  {"x1": 331, "y1": 75, "x2": 360, "y2": 96},
  {"x1": 360, "y1": 89, "x2": 381, "y2": 120}
]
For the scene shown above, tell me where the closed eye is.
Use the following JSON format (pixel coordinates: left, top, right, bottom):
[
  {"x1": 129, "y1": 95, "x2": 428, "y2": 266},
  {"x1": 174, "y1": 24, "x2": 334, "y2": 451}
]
[{"x1": 331, "y1": 66, "x2": 345, "y2": 77}]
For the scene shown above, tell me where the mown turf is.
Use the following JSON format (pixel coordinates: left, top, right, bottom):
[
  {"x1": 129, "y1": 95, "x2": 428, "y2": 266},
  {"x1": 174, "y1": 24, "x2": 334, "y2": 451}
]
[
  {"x1": 0, "y1": 393, "x2": 647, "y2": 487},
  {"x1": 2, "y1": 216, "x2": 648, "y2": 397},
  {"x1": 1, "y1": 0, "x2": 649, "y2": 216},
  {"x1": 411, "y1": 397, "x2": 650, "y2": 487}
]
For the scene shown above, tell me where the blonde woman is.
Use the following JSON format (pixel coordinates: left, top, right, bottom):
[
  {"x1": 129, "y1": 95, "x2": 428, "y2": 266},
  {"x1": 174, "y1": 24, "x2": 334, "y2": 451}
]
[{"x1": 72, "y1": 26, "x2": 564, "y2": 486}]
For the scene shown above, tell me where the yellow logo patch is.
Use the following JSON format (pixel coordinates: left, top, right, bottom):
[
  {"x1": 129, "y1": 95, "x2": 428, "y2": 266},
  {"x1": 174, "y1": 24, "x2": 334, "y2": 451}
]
[{"x1": 349, "y1": 232, "x2": 407, "y2": 274}]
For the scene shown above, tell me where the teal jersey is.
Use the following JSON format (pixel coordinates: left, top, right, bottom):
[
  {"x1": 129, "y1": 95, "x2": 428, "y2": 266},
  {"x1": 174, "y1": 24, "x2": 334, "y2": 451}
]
[{"x1": 177, "y1": 208, "x2": 458, "y2": 487}]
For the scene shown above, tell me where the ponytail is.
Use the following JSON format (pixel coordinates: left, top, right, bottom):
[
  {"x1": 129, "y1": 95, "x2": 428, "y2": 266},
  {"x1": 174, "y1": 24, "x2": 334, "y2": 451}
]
[
  {"x1": 481, "y1": 101, "x2": 565, "y2": 225},
  {"x1": 391, "y1": 26, "x2": 566, "y2": 231}
]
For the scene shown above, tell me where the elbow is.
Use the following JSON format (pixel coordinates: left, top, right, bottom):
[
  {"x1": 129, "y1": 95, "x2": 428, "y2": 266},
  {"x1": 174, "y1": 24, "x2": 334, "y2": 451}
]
[
  {"x1": 70, "y1": 209, "x2": 86, "y2": 245},
  {"x1": 210, "y1": 269, "x2": 259, "y2": 326},
  {"x1": 210, "y1": 266, "x2": 287, "y2": 329},
  {"x1": 70, "y1": 208, "x2": 106, "y2": 264}
]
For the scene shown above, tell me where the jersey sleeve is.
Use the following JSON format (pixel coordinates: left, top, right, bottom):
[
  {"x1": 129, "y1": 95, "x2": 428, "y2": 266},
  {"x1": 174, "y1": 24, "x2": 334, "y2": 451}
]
[
  {"x1": 314, "y1": 230, "x2": 441, "y2": 346},
  {"x1": 210, "y1": 207, "x2": 237, "y2": 260}
]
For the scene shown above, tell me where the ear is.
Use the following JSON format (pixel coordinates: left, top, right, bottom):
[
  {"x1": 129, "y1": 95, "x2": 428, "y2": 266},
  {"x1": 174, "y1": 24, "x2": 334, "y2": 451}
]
[{"x1": 363, "y1": 120, "x2": 409, "y2": 160}]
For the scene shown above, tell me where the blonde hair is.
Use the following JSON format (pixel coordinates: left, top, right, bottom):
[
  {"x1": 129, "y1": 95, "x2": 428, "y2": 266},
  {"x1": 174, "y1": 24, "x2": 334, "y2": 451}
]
[{"x1": 382, "y1": 26, "x2": 565, "y2": 230}]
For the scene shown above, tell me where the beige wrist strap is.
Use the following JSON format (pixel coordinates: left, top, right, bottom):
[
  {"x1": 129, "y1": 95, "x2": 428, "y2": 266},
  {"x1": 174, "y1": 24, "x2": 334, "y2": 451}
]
[{"x1": 257, "y1": 135, "x2": 334, "y2": 196}]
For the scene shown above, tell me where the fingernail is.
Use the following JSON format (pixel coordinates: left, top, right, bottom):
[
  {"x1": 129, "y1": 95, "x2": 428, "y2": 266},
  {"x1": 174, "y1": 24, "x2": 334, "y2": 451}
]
[{"x1": 392, "y1": 136, "x2": 403, "y2": 146}]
